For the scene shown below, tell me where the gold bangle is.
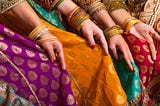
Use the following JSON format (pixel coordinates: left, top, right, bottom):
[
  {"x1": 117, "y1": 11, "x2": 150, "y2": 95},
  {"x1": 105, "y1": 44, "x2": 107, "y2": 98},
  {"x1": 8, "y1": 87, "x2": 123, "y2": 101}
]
[
  {"x1": 104, "y1": 25, "x2": 123, "y2": 40},
  {"x1": 28, "y1": 24, "x2": 48, "y2": 41},
  {"x1": 68, "y1": 7, "x2": 80, "y2": 23},
  {"x1": 36, "y1": 36, "x2": 57, "y2": 44},
  {"x1": 69, "y1": 8, "x2": 90, "y2": 32},
  {"x1": 125, "y1": 19, "x2": 141, "y2": 32},
  {"x1": 122, "y1": 17, "x2": 136, "y2": 29}
]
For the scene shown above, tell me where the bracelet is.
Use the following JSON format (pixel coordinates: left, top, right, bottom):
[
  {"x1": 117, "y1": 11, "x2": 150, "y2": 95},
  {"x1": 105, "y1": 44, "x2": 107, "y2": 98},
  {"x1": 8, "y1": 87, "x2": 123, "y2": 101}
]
[
  {"x1": 28, "y1": 24, "x2": 49, "y2": 41},
  {"x1": 104, "y1": 25, "x2": 123, "y2": 40},
  {"x1": 125, "y1": 19, "x2": 141, "y2": 32},
  {"x1": 68, "y1": 7, "x2": 90, "y2": 32},
  {"x1": 36, "y1": 36, "x2": 57, "y2": 45},
  {"x1": 68, "y1": 6, "x2": 80, "y2": 23},
  {"x1": 87, "y1": 1, "x2": 106, "y2": 16},
  {"x1": 122, "y1": 17, "x2": 141, "y2": 33},
  {"x1": 55, "y1": 0, "x2": 65, "y2": 8}
]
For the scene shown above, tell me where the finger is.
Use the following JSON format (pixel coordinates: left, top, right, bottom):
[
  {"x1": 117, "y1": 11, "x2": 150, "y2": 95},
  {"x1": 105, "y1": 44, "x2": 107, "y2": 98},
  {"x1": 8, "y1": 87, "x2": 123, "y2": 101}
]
[
  {"x1": 119, "y1": 45, "x2": 133, "y2": 71},
  {"x1": 85, "y1": 32, "x2": 96, "y2": 48},
  {"x1": 98, "y1": 33, "x2": 109, "y2": 55},
  {"x1": 148, "y1": 41, "x2": 157, "y2": 60},
  {"x1": 127, "y1": 47, "x2": 134, "y2": 71},
  {"x1": 110, "y1": 45, "x2": 118, "y2": 60},
  {"x1": 145, "y1": 32, "x2": 157, "y2": 60},
  {"x1": 150, "y1": 28, "x2": 160, "y2": 41},
  {"x1": 58, "y1": 48, "x2": 66, "y2": 70},
  {"x1": 46, "y1": 47, "x2": 56, "y2": 63}
]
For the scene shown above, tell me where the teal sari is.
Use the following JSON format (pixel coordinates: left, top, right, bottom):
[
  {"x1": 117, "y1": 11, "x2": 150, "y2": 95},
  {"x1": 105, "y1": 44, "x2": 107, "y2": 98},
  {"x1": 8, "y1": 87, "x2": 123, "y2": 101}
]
[
  {"x1": 0, "y1": 80, "x2": 33, "y2": 106},
  {"x1": 27, "y1": 0, "x2": 141, "y2": 105}
]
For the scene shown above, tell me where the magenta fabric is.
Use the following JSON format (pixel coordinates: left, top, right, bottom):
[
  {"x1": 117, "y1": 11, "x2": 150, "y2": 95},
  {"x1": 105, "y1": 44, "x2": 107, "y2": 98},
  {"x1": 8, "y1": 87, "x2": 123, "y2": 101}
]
[
  {"x1": 124, "y1": 33, "x2": 160, "y2": 105},
  {"x1": 0, "y1": 24, "x2": 76, "y2": 106}
]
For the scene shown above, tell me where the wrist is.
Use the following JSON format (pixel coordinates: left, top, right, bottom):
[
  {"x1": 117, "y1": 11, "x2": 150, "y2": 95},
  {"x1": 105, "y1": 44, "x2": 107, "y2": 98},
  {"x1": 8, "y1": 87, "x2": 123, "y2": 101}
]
[{"x1": 122, "y1": 17, "x2": 141, "y2": 33}]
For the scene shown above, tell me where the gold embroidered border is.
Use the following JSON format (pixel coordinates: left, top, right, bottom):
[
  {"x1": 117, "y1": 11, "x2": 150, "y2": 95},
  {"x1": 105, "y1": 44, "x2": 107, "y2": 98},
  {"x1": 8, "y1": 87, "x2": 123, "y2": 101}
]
[
  {"x1": 0, "y1": 0, "x2": 25, "y2": 14},
  {"x1": 128, "y1": 94, "x2": 141, "y2": 106},
  {"x1": 69, "y1": 72, "x2": 88, "y2": 106},
  {"x1": 142, "y1": 75, "x2": 160, "y2": 106}
]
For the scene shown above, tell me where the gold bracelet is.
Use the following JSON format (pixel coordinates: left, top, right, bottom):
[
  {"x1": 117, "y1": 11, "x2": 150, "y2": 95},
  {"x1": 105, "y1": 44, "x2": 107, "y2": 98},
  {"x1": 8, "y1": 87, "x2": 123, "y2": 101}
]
[
  {"x1": 68, "y1": 7, "x2": 80, "y2": 23},
  {"x1": 122, "y1": 17, "x2": 136, "y2": 30},
  {"x1": 104, "y1": 25, "x2": 123, "y2": 40},
  {"x1": 36, "y1": 36, "x2": 57, "y2": 44},
  {"x1": 125, "y1": 19, "x2": 141, "y2": 32},
  {"x1": 69, "y1": 8, "x2": 90, "y2": 32},
  {"x1": 28, "y1": 24, "x2": 49, "y2": 41}
]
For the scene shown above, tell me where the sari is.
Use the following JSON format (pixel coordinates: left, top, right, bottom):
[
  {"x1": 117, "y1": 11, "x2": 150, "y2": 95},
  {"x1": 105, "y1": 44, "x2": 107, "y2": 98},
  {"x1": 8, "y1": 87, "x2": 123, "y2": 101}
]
[
  {"x1": 105, "y1": 0, "x2": 160, "y2": 105},
  {"x1": 0, "y1": 0, "x2": 76, "y2": 106},
  {"x1": 0, "y1": 80, "x2": 33, "y2": 106},
  {"x1": 28, "y1": 0, "x2": 141, "y2": 105},
  {"x1": 0, "y1": 0, "x2": 129, "y2": 106},
  {"x1": 0, "y1": 24, "x2": 76, "y2": 106}
]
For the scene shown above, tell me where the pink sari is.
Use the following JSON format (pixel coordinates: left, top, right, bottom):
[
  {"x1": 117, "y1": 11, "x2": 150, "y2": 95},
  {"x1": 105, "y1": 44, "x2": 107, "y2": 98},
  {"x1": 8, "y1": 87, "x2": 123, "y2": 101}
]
[{"x1": 124, "y1": 33, "x2": 160, "y2": 105}]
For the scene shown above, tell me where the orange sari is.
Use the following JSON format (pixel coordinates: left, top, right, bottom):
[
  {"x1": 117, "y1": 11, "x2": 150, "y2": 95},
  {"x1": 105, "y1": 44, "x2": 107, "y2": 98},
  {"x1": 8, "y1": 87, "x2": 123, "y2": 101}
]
[{"x1": 0, "y1": 11, "x2": 127, "y2": 106}]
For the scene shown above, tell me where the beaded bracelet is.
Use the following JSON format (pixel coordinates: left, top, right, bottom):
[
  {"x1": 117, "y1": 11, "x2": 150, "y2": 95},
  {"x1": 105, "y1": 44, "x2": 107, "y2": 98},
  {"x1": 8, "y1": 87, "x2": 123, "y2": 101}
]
[{"x1": 104, "y1": 25, "x2": 123, "y2": 40}]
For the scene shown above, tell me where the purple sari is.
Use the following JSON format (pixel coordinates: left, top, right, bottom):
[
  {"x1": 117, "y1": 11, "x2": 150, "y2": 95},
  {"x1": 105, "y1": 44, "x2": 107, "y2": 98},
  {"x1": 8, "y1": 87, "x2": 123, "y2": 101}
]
[{"x1": 0, "y1": 24, "x2": 76, "y2": 106}]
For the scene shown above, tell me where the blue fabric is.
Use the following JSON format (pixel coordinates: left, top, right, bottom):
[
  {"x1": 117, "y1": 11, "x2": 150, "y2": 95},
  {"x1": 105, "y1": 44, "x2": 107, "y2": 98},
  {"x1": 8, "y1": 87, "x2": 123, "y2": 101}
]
[
  {"x1": 0, "y1": 80, "x2": 34, "y2": 106},
  {"x1": 27, "y1": 0, "x2": 65, "y2": 30},
  {"x1": 112, "y1": 56, "x2": 141, "y2": 102}
]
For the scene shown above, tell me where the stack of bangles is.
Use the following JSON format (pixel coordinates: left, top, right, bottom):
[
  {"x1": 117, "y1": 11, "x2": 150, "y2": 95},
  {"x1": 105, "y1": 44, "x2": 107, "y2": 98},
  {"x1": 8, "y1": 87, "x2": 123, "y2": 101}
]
[
  {"x1": 67, "y1": 6, "x2": 90, "y2": 32},
  {"x1": 122, "y1": 17, "x2": 141, "y2": 33},
  {"x1": 86, "y1": 0, "x2": 106, "y2": 16},
  {"x1": 28, "y1": 24, "x2": 57, "y2": 44},
  {"x1": 104, "y1": 25, "x2": 123, "y2": 40}
]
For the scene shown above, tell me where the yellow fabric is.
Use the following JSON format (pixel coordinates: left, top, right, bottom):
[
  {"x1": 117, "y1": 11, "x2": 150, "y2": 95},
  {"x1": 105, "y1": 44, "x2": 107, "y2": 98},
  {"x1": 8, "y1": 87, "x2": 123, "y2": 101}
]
[{"x1": 0, "y1": 11, "x2": 127, "y2": 106}]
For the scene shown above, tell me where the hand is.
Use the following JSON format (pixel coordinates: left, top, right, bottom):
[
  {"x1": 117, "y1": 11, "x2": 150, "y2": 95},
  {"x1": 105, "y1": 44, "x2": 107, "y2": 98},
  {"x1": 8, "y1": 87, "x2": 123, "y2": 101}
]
[
  {"x1": 129, "y1": 22, "x2": 160, "y2": 60},
  {"x1": 38, "y1": 31, "x2": 66, "y2": 70},
  {"x1": 109, "y1": 35, "x2": 134, "y2": 70},
  {"x1": 81, "y1": 19, "x2": 108, "y2": 55}
]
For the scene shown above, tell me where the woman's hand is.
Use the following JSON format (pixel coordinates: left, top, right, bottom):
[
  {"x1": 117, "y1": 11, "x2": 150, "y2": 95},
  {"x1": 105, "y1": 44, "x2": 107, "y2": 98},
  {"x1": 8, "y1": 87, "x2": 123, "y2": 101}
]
[
  {"x1": 109, "y1": 35, "x2": 134, "y2": 70},
  {"x1": 129, "y1": 22, "x2": 160, "y2": 60},
  {"x1": 81, "y1": 19, "x2": 109, "y2": 55},
  {"x1": 38, "y1": 31, "x2": 66, "y2": 70}
]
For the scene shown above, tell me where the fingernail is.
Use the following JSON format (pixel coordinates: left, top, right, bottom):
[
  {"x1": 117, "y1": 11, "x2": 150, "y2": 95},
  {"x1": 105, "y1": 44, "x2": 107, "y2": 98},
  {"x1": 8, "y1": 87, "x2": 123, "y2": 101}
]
[
  {"x1": 105, "y1": 53, "x2": 108, "y2": 56},
  {"x1": 131, "y1": 61, "x2": 138, "y2": 71},
  {"x1": 115, "y1": 59, "x2": 119, "y2": 63},
  {"x1": 90, "y1": 45, "x2": 96, "y2": 49}
]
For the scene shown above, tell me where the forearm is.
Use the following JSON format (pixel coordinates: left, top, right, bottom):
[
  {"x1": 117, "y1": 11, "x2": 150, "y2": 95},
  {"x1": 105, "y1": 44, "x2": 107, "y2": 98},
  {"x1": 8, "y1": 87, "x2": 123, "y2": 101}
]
[
  {"x1": 110, "y1": 8, "x2": 131, "y2": 26},
  {"x1": 57, "y1": 0, "x2": 77, "y2": 16},
  {"x1": 93, "y1": 9, "x2": 116, "y2": 29},
  {"x1": 11, "y1": 1, "x2": 41, "y2": 29}
]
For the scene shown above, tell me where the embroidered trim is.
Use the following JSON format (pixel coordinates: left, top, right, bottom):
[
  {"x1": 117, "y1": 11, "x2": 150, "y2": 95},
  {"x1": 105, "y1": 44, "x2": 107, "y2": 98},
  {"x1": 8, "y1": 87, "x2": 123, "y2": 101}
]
[
  {"x1": 143, "y1": 75, "x2": 160, "y2": 106},
  {"x1": 0, "y1": 0, "x2": 25, "y2": 14},
  {"x1": 0, "y1": 50, "x2": 41, "y2": 106},
  {"x1": 69, "y1": 73, "x2": 88, "y2": 106},
  {"x1": 128, "y1": 94, "x2": 141, "y2": 106}
]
